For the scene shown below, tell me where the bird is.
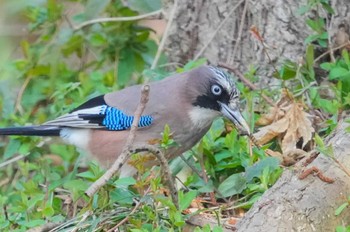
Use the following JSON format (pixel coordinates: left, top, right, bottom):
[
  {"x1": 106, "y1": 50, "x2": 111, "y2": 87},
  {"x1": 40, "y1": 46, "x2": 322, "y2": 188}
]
[{"x1": 0, "y1": 65, "x2": 250, "y2": 177}]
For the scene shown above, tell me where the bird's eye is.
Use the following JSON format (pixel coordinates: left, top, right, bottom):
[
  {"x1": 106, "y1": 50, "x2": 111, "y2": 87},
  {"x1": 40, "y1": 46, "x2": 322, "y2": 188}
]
[{"x1": 211, "y1": 84, "x2": 222, "y2": 96}]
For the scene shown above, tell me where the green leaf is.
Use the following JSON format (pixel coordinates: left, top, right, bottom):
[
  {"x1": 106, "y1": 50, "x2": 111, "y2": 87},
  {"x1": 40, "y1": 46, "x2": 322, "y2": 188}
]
[
  {"x1": 179, "y1": 190, "x2": 198, "y2": 211},
  {"x1": 76, "y1": 171, "x2": 96, "y2": 180},
  {"x1": 18, "y1": 219, "x2": 46, "y2": 228},
  {"x1": 279, "y1": 62, "x2": 297, "y2": 80},
  {"x1": 110, "y1": 188, "x2": 135, "y2": 205},
  {"x1": 83, "y1": 0, "x2": 111, "y2": 20},
  {"x1": 329, "y1": 67, "x2": 350, "y2": 80},
  {"x1": 321, "y1": 2, "x2": 335, "y2": 14},
  {"x1": 114, "y1": 177, "x2": 137, "y2": 187},
  {"x1": 213, "y1": 226, "x2": 224, "y2": 232},
  {"x1": 63, "y1": 179, "x2": 88, "y2": 201},
  {"x1": 318, "y1": 98, "x2": 339, "y2": 114},
  {"x1": 197, "y1": 180, "x2": 215, "y2": 193},
  {"x1": 245, "y1": 157, "x2": 280, "y2": 182},
  {"x1": 217, "y1": 173, "x2": 247, "y2": 197},
  {"x1": 342, "y1": 49, "x2": 350, "y2": 66},
  {"x1": 306, "y1": 19, "x2": 321, "y2": 32},
  {"x1": 89, "y1": 33, "x2": 107, "y2": 47},
  {"x1": 4, "y1": 139, "x2": 21, "y2": 159},
  {"x1": 306, "y1": 45, "x2": 314, "y2": 70},
  {"x1": 42, "y1": 205, "x2": 55, "y2": 217},
  {"x1": 314, "y1": 133, "x2": 325, "y2": 148},
  {"x1": 335, "y1": 202, "x2": 349, "y2": 216},
  {"x1": 297, "y1": 6, "x2": 309, "y2": 15},
  {"x1": 335, "y1": 226, "x2": 348, "y2": 232},
  {"x1": 320, "y1": 62, "x2": 333, "y2": 71},
  {"x1": 305, "y1": 34, "x2": 320, "y2": 44},
  {"x1": 117, "y1": 49, "x2": 136, "y2": 86},
  {"x1": 128, "y1": 0, "x2": 161, "y2": 13},
  {"x1": 317, "y1": 38, "x2": 328, "y2": 48}
]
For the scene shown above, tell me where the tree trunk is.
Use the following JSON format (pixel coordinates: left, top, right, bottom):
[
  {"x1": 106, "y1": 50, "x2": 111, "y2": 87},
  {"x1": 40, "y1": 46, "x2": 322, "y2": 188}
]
[
  {"x1": 164, "y1": 0, "x2": 350, "y2": 84},
  {"x1": 236, "y1": 121, "x2": 350, "y2": 231}
]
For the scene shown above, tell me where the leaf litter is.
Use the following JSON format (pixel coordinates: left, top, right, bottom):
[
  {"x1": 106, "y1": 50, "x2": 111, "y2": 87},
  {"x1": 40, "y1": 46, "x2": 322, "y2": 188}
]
[{"x1": 254, "y1": 89, "x2": 315, "y2": 165}]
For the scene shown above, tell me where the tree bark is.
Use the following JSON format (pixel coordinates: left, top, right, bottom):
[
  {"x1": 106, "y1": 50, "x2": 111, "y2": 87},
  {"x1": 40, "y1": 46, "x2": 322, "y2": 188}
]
[
  {"x1": 235, "y1": 121, "x2": 350, "y2": 231},
  {"x1": 164, "y1": 0, "x2": 350, "y2": 85}
]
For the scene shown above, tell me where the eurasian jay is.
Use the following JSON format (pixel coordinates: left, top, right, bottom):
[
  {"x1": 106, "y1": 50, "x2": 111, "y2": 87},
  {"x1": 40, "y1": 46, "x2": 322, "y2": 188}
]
[{"x1": 0, "y1": 66, "x2": 250, "y2": 177}]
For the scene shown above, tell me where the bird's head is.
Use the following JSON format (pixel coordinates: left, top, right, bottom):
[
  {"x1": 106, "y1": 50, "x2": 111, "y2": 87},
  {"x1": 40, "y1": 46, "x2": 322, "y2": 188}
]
[{"x1": 186, "y1": 66, "x2": 250, "y2": 135}]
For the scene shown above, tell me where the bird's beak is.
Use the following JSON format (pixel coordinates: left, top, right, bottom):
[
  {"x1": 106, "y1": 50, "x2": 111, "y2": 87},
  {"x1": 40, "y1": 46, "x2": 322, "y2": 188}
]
[{"x1": 218, "y1": 101, "x2": 250, "y2": 135}]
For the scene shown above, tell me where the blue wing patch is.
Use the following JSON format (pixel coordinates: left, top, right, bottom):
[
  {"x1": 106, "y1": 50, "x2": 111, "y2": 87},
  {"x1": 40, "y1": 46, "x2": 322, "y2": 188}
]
[{"x1": 100, "y1": 105, "x2": 153, "y2": 130}]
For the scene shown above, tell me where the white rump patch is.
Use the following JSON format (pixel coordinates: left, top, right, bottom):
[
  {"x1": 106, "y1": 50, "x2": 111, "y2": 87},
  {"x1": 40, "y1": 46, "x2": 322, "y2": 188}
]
[{"x1": 60, "y1": 128, "x2": 91, "y2": 150}]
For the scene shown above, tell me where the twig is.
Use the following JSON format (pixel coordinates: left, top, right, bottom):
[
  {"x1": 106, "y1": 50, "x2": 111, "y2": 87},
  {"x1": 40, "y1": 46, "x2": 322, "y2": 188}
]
[
  {"x1": 74, "y1": 9, "x2": 163, "y2": 31},
  {"x1": 229, "y1": 0, "x2": 249, "y2": 64},
  {"x1": 85, "y1": 85, "x2": 150, "y2": 197},
  {"x1": 0, "y1": 154, "x2": 25, "y2": 169},
  {"x1": 314, "y1": 41, "x2": 350, "y2": 64},
  {"x1": 333, "y1": 157, "x2": 350, "y2": 178},
  {"x1": 326, "y1": 14, "x2": 336, "y2": 63},
  {"x1": 14, "y1": 75, "x2": 32, "y2": 114},
  {"x1": 107, "y1": 186, "x2": 152, "y2": 231},
  {"x1": 218, "y1": 62, "x2": 277, "y2": 107},
  {"x1": 179, "y1": 154, "x2": 203, "y2": 179},
  {"x1": 194, "y1": 0, "x2": 245, "y2": 60},
  {"x1": 293, "y1": 81, "x2": 317, "y2": 98},
  {"x1": 151, "y1": 0, "x2": 177, "y2": 69},
  {"x1": 132, "y1": 145, "x2": 178, "y2": 208}
]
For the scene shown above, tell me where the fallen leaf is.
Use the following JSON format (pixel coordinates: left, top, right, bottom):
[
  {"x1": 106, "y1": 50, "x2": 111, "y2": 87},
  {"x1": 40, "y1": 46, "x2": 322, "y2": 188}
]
[
  {"x1": 281, "y1": 103, "x2": 314, "y2": 152},
  {"x1": 254, "y1": 92, "x2": 315, "y2": 155},
  {"x1": 254, "y1": 116, "x2": 289, "y2": 145}
]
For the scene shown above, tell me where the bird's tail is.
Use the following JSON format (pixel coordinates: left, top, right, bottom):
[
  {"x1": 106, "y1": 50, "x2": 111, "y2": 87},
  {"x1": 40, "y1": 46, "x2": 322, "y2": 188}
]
[{"x1": 0, "y1": 125, "x2": 61, "y2": 136}]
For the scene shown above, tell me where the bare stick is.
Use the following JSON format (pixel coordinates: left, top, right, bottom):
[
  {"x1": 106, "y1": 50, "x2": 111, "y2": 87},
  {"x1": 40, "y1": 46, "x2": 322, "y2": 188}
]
[
  {"x1": 218, "y1": 62, "x2": 277, "y2": 107},
  {"x1": 314, "y1": 41, "x2": 350, "y2": 64},
  {"x1": 193, "y1": 0, "x2": 245, "y2": 60},
  {"x1": 15, "y1": 75, "x2": 32, "y2": 114},
  {"x1": 0, "y1": 154, "x2": 26, "y2": 169},
  {"x1": 229, "y1": 0, "x2": 249, "y2": 64},
  {"x1": 151, "y1": 0, "x2": 177, "y2": 69},
  {"x1": 333, "y1": 157, "x2": 350, "y2": 178},
  {"x1": 74, "y1": 10, "x2": 163, "y2": 31},
  {"x1": 85, "y1": 85, "x2": 150, "y2": 197}
]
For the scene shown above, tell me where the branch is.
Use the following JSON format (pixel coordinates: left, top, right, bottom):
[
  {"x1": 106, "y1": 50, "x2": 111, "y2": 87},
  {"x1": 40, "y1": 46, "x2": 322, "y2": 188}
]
[
  {"x1": 85, "y1": 85, "x2": 150, "y2": 197},
  {"x1": 74, "y1": 10, "x2": 163, "y2": 31},
  {"x1": 0, "y1": 154, "x2": 26, "y2": 169},
  {"x1": 314, "y1": 41, "x2": 350, "y2": 64},
  {"x1": 229, "y1": 0, "x2": 249, "y2": 64},
  {"x1": 151, "y1": 0, "x2": 178, "y2": 69}
]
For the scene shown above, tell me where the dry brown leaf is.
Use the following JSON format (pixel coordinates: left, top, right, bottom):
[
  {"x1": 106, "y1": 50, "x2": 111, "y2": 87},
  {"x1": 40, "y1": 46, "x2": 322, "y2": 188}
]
[
  {"x1": 281, "y1": 103, "x2": 314, "y2": 153},
  {"x1": 254, "y1": 101, "x2": 314, "y2": 154},
  {"x1": 255, "y1": 89, "x2": 292, "y2": 126},
  {"x1": 254, "y1": 116, "x2": 289, "y2": 145},
  {"x1": 265, "y1": 149, "x2": 282, "y2": 157}
]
